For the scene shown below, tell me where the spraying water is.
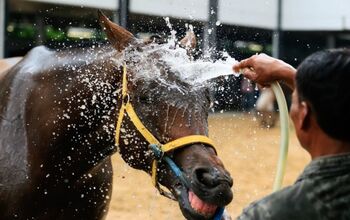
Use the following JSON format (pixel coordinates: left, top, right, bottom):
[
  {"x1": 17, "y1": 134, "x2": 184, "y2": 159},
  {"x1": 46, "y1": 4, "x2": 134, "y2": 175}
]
[
  {"x1": 165, "y1": 51, "x2": 240, "y2": 84},
  {"x1": 125, "y1": 41, "x2": 239, "y2": 86},
  {"x1": 123, "y1": 17, "x2": 240, "y2": 86}
]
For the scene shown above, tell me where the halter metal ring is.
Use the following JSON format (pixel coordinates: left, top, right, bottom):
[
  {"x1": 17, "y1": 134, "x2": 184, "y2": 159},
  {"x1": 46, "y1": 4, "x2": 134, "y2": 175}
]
[{"x1": 122, "y1": 94, "x2": 130, "y2": 104}]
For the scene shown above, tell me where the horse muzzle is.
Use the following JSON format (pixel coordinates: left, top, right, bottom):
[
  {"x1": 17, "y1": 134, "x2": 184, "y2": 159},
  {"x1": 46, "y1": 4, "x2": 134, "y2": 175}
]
[
  {"x1": 150, "y1": 142, "x2": 233, "y2": 220},
  {"x1": 175, "y1": 166, "x2": 233, "y2": 220},
  {"x1": 190, "y1": 165, "x2": 233, "y2": 206},
  {"x1": 157, "y1": 145, "x2": 232, "y2": 220}
]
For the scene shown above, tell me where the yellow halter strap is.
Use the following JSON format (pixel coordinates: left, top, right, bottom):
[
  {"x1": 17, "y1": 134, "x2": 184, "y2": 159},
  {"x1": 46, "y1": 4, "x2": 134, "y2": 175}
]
[{"x1": 115, "y1": 64, "x2": 217, "y2": 191}]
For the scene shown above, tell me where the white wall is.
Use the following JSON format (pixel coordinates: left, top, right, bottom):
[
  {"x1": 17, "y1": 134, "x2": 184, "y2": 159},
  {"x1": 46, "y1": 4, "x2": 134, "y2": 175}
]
[
  {"x1": 282, "y1": 0, "x2": 350, "y2": 31},
  {"x1": 130, "y1": 0, "x2": 209, "y2": 21},
  {"x1": 219, "y1": 0, "x2": 278, "y2": 29},
  {"x1": 28, "y1": 0, "x2": 118, "y2": 10},
  {"x1": 25, "y1": 0, "x2": 350, "y2": 31}
]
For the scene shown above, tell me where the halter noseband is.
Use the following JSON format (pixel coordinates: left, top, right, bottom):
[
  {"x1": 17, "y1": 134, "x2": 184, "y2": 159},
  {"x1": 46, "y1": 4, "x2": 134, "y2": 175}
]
[{"x1": 114, "y1": 64, "x2": 217, "y2": 199}]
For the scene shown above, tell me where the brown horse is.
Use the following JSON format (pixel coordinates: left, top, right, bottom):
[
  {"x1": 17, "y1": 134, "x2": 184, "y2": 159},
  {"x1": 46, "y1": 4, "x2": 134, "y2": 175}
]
[{"x1": 0, "y1": 12, "x2": 233, "y2": 220}]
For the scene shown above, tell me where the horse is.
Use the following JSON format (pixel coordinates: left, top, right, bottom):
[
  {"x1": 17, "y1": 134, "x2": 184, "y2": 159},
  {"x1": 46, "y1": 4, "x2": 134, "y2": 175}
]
[
  {"x1": 0, "y1": 11, "x2": 233, "y2": 220},
  {"x1": 256, "y1": 87, "x2": 277, "y2": 128}
]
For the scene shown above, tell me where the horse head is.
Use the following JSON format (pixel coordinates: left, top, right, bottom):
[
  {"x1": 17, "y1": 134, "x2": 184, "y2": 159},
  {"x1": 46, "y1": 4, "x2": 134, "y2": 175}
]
[{"x1": 99, "y1": 12, "x2": 233, "y2": 220}]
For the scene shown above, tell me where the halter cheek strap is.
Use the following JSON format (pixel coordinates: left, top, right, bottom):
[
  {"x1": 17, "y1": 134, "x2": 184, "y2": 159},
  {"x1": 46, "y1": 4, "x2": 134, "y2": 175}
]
[{"x1": 115, "y1": 64, "x2": 217, "y2": 197}]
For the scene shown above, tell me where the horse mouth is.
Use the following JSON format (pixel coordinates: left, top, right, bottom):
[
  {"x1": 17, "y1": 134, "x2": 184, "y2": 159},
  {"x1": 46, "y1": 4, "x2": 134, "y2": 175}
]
[
  {"x1": 174, "y1": 183, "x2": 222, "y2": 220},
  {"x1": 188, "y1": 190, "x2": 218, "y2": 217}
]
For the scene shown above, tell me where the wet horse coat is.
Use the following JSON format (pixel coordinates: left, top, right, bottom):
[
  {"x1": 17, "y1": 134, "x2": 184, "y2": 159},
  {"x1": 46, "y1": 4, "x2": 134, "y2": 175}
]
[
  {"x1": 0, "y1": 12, "x2": 233, "y2": 220},
  {"x1": 0, "y1": 45, "x2": 119, "y2": 219}
]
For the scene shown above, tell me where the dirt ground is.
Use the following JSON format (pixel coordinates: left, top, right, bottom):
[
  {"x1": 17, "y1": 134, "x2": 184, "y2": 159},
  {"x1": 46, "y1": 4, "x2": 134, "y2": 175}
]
[{"x1": 106, "y1": 113, "x2": 310, "y2": 220}]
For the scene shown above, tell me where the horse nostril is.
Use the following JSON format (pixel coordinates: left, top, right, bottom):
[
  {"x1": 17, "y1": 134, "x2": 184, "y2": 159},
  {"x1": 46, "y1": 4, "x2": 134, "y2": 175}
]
[
  {"x1": 192, "y1": 166, "x2": 234, "y2": 206},
  {"x1": 194, "y1": 167, "x2": 232, "y2": 188},
  {"x1": 194, "y1": 167, "x2": 221, "y2": 188}
]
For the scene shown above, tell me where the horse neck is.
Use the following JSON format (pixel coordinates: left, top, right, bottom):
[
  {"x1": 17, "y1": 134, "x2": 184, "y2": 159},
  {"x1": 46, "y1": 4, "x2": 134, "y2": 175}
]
[
  {"x1": 38, "y1": 46, "x2": 123, "y2": 175},
  {"x1": 67, "y1": 45, "x2": 123, "y2": 149}
]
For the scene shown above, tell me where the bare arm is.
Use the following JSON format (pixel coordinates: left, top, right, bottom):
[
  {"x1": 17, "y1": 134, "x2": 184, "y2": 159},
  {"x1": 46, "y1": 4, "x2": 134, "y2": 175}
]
[{"x1": 233, "y1": 54, "x2": 296, "y2": 90}]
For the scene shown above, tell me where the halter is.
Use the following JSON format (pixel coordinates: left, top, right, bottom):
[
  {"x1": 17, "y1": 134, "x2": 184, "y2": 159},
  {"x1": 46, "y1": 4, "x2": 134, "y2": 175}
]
[{"x1": 114, "y1": 64, "x2": 218, "y2": 199}]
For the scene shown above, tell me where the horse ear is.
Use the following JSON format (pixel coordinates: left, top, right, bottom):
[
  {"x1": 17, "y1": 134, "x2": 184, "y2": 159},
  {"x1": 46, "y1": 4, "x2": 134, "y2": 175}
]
[
  {"x1": 179, "y1": 31, "x2": 197, "y2": 51},
  {"x1": 98, "y1": 10, "x2": 135, "y2": 51}
]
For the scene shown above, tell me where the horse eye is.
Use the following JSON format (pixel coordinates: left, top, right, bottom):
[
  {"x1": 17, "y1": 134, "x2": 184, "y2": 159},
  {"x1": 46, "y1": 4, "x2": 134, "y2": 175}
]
[{"x1": 138, "y1": 96, "x2": 152, "y2": 104}]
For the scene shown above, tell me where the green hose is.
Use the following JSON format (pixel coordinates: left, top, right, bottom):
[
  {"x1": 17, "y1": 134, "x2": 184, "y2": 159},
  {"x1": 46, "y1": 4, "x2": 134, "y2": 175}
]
[
  {"x1": 271, "y1": 82, "x2": 289, "y2": 192},
  {"x1": 238, "y1": 68, "x2": 290, "y2": 191}
]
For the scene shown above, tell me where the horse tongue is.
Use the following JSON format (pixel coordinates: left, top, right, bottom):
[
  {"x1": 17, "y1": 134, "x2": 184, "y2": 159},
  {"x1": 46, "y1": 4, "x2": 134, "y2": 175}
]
[{"x1": 188, "y1": 190, "x2": 217, "y2": 216}]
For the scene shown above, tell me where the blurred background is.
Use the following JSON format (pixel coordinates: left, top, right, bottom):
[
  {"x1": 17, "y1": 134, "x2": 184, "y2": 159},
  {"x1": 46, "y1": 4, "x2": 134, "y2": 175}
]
[{"x1": 2, "y1": 0, "x2": 350, "y2": 62}]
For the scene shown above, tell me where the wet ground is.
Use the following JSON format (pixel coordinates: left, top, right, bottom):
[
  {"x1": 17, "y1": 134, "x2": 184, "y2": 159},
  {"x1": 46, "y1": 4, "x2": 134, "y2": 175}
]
[{"x1": 106, "y1": 113, "x2": 310, "y2": 219}]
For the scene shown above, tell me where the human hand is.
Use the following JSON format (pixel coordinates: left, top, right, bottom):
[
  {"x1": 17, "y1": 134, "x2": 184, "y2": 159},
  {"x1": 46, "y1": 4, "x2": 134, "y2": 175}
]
[{"x1": 233, "y1": 54, "x2": 296, "y2": 89}]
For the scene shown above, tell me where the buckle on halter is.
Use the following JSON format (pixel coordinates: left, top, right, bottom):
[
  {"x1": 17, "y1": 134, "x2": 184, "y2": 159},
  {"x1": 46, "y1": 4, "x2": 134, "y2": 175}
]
[
  {"x1": 122, "y1": 94, "x2": 130, "y2": 104},
  {"x1": 149, "y1": 144, "x2": 164, "y2": 161}
]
